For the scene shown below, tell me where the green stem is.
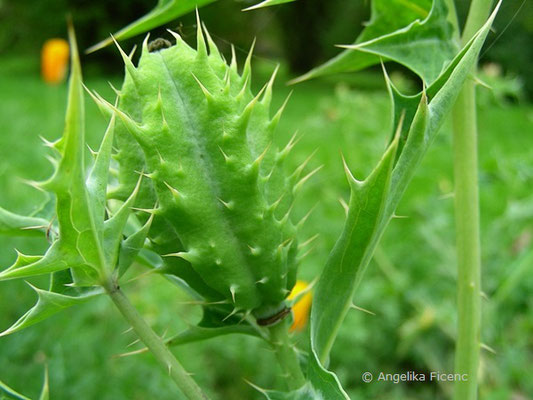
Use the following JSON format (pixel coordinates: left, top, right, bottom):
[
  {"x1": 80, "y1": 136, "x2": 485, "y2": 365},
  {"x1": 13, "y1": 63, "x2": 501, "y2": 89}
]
[
  {"x1": 462, "y1": 0, "x2": 495, "y2": 43},
  {"x1": 444, "y1": 0, "x2": 460, "y2": 44},
  {"x1": 104, "y1": 281, "x2": 209, "y2": 400},
  {"x1": 451, "y1": 1, "x2": 493, "y2": 400},
  {"x1": 452, "y1": 83, "x2": 482, "y2": 400},
  {"x1": 269, "y1": 319, "x2": 306, "y2": 390}
]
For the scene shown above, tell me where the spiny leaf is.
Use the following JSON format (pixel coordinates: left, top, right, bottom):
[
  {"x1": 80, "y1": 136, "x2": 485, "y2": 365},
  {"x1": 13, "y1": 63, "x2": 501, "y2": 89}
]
[
  {"x1": 86, "y1": 112, "x2": 117, "y2": 230},
  {"x1": 41, "y1": 22, "x2": 107, "y2": 283},
  {"x1": 312, "y1": 131, "x2": 399, "y2": 365},
  {"x1": 291, "y1": 0, "x2": 458, "y2": 85},
  {"x1": 87, "y1": 0, "x2": 218, "y2": 53},
  {"x1": 117, "y1": 214, "x2": 153, "y2": 277},
  {"x1": 251, "y1": 355, "x2": 348, "y2": 399},
  {"x1": 0, "y1": 283, "x2": 103, "y2": 337},
  {"x1": 384, "y1": 1, "x2": 502, "y2": 219},
  {"x1": 0, "y1": 24, "x2": 126, "y2": 285},
  {"x1": 0, "y1": 242, "x2": 82, "y2": 281},
  {"x1": 310, "y1": 0, "x2": 500, "y2": 372},
  {"x1": 0, "y1": 379, "x2": 31, "y2": 400},
  {"x1": 0, "y1": 207, "x2": 49, "y2": 237},
  {"x1": 103, "y1": 177, "x2": 142, "y2": 269}
]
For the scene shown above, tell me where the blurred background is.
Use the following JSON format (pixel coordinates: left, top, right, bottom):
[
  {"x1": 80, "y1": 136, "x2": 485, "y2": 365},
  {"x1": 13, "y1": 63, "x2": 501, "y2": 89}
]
[{"x1": 0, "y1": 0, "x2": 532, "y2": 399}]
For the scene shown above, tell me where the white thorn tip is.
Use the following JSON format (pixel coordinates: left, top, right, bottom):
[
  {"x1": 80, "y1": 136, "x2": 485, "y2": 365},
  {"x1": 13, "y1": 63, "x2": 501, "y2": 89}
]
[{"x1": 350, "y1": 303, "x2": 376, "y2": 316}]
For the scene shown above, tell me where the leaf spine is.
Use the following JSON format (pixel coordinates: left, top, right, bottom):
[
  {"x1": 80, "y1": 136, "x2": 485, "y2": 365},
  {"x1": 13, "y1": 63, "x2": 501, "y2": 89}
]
[
  {"x1": 111, "y1": 35, "x2": 139, "y2": 84},
  {"x1": 248, "y1": 142, "x2": 271, "y2": 175},
  {"x1": 195, "y1": 9, "x2": 208, "y2": 59},
  {"x1": 230, "y1": 44, "x2": 237, "y2": 72},
  {"x1": 269, "y1": 91, "x2": 292, "y2": 131},
  {"x1": 278, "y1": 204, "x2": 294, "y2": 226},
  {"x1": 297, "y1": 246, "x2": 315, "y2": 263},
  {"x1": 236, "y1": 74, "x2": 252, "y2": 103},
  {"x1": 298, "y1": 234, "x2": 319, "y2": 249},
  {"x1": 141, "y1": 33, "x2": 151, "y2": 55},
  {"x1": 247, "y1": 245, "x2": 261, "y2": 256},
  {"x1": 163, "y1": 251, "x2": 197, "y2": 263},
  {"x1": 217, "y1": 197, "x2": 235, "y2": 210},
  {"x1": 339, "y1": 197, "x2": 349, "y2": 215},
  {"x1": 166, "y1": 29, "x2": 184, "y2": 45},
  {"x1": 341, "y1": 154, "x2": 363, "y2": 187},
  {"x1": 293, "y1": 165, "x2": 323, "y2": 194},
  {"x1": 223, "y1": 69, "x2": 231, "y2": 94},
  {"x1": 296, "y1": 204, "x2": 317, "y2": 230},
  {"x1": 108, "y1": 81, "x2": 122, "y2": 97},
  {"x1": 85, "y1": 88, "x2": 145, "y2": 142},
  {"x1": 127, "y1": 44, "x2": 137, "y2": 60},
  {"x1": 223, "y1": 307, "x2": 240, "y2": 321},
  {"x1": 131, "y1": 206, "x2": 159, "y2": 215},
  {"x1": 218, "y1": 146, "x2": 232, "y2": 163},
  {"x1": 350, "y1": 303, "x2": 376, "y2": 316},
  {"x1": 229, "y1": 285, "x2": 238, "y2": 303},
  {"x1": 277, "y1": 130, "x2": 300, "y2": 163},
  {"x1": 242, "y1": 37, "x2": 256, "y2": 83},
  {"x1": 191, "y1": 73, "x2": 214, "y2": 103},
  {"x1": 267, "y1": 194, "x2": 284, "y2": 213},
  {"x1": 163, "y1": 181, "x2": 184, "y2": 200},
  {"x1": 290, "y1": 149, "x2": 318, "y2": 181},
  {"x1": 201, "y1": 22, "x2": 222, "y2": 60},
  {"x1": 261, "y1": 64, "x2": 279, "y2": 106}
]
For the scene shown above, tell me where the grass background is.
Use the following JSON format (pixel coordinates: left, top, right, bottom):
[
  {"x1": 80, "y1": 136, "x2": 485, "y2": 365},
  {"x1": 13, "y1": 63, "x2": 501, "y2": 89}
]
[{"x1": 0, "y1": 51, "x2": 532, "y2": 400}]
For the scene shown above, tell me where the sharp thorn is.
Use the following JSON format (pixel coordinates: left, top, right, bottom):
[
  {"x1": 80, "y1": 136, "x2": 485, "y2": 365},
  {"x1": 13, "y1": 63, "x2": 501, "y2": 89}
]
[
  {"x1": 298, "y1": 234, "x2": 319, "y2": 249},
  {"x1": 341, "y1": 153, "x2": 362, "y2": 185},
  {"x1": 294, "y1": 165, "x2": 323, "y2": 192},
  {"x1": 339, "y1": 197, "x2": 349, "y2": 215},
  {"x1": 126, "y1": 338, "x2": 141, "y2": 348},
  {"x1": 350, "y1": 303, "x2": 376, "y2": 316}
]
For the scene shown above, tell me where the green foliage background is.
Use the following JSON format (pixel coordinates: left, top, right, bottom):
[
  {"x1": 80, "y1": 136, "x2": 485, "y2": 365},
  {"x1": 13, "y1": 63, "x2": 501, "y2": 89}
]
[
  {"x1": 0, "y1": 0, "x2": 532, "y2": 95},
  {"x1": 0, "y1": 1, "x2": 532, "y2": 399}
]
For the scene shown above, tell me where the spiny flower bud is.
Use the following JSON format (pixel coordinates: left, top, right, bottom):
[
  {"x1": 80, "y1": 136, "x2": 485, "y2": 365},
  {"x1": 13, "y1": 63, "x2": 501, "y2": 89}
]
[{"x1": 110, "y1": 18, "x2": 311, "y2": 321}]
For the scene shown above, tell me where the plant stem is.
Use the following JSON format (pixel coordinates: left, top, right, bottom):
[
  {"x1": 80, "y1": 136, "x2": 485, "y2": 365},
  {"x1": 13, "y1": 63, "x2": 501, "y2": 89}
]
[
  {"x1": 444, "y1": 0, "x2": 460, "y2": 44},
  {"x1": 269, "y1": 319, "x2": 306, "y2": 390},
  {"x1": 104, "y1": 281, "x2": 209, "y2": 400},
  {"x1": 451, "y1": 1, "x2": 493, "y2": 400},
  {"x1": 452, "y1": 80, "x2": 482, "y2": 400}
]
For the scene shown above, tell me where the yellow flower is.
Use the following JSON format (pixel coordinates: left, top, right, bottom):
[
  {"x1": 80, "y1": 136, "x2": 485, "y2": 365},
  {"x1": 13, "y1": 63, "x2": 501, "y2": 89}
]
[
  {"x1": 288, "y1": 280, "x2": 312, "y2": 332},
  {"x1": 41, "y1": 39, "x2": 69, "y2": 84}
]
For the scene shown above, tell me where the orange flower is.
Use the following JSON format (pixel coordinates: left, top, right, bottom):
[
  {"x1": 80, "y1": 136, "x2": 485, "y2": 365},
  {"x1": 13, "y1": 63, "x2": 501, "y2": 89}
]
[
  {"x1": 41, "y1": 39, "x2": 69, "y2": 84},
  {"x1": 288, "y1": 280, "x2": 312, "y2": 332}
]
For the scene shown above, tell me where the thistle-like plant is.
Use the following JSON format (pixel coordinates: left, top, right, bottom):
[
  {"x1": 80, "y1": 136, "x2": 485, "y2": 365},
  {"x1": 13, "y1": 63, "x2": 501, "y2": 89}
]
[
  {"x1": 100, "y1": 24, "x2": 304, "y2": 321},
  {"x1": 0, "y1": 1, "x2": 501, "y2": 399}
]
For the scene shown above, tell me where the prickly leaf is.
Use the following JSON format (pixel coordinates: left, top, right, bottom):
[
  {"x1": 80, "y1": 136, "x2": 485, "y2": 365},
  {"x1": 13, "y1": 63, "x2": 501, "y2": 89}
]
[
  {"x1": 0, "y1": 283, "x2": 103, "y2": 337},
  {"x1": 253, "y1": 356, "x2": 348, "y2": 399},
  {"x1": 0, "y1": 25, "x2": 154, "y2": 335},
  {"x1": 292, "y1": 0, "x2": 458, "y2": 85},
  {"x1": 0, "y1": 207, "x2": 49, "y2": 237},
  {"x1": 87, "y1": 0, "x2": 218, "y2": 53},
  {"x1": 311, "y1": 0, "x2": 500, "y2": 375},
  {"x1": 0, "y1": 23, "x2": 106, "y2": 284}
]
